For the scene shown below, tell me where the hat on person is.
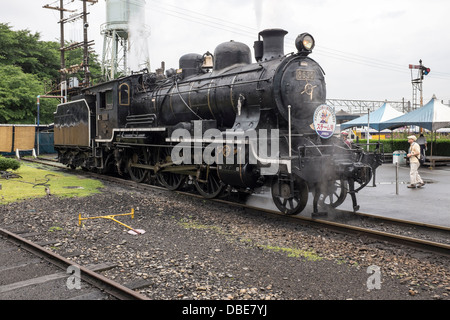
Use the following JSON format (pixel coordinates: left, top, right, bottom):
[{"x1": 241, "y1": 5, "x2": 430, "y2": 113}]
[
  {"x1": 341, "y1": 132, "x2": 348, "y2": 136},
  {"x1": 407, "y1": 135, "x2": 417, "y2": 141}
]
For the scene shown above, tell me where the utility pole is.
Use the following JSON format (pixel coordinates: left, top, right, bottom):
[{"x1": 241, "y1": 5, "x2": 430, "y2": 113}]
[
  {"x1": 82, "y1": 0, "x2": 91, "y2": 87},
  {"x1": 43, "y1": 0, "x2": 75, "y2": 91},
  {"x1": 44, "y1": 1, "x2": 97, "y2": 89},
  {"x1": 60, "y1": 0, "x2": 66, "y2": 87}
]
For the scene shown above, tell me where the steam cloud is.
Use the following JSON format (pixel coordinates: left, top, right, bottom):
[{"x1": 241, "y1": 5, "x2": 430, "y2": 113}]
[{"x1": 254, "y1": 0, "x2": 262, "y2": 31}]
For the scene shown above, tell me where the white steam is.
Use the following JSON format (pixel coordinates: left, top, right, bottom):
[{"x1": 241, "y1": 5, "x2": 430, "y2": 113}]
[
  {"x1": 127, "y1": 7, "x2": 151, "y2": 72},
  {"x1": 254, "y1": 0, "x2": 263, "y2": 31}
]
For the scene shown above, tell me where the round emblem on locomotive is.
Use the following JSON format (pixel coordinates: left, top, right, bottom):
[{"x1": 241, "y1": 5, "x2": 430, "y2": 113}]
[{"x1": 313, "y1": 104, "x2": 336, "y2": 139}]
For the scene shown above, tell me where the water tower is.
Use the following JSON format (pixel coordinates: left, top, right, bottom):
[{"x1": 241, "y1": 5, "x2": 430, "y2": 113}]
[{"x1": 101, "y1": 0, "x2": 149, "y2": 80}]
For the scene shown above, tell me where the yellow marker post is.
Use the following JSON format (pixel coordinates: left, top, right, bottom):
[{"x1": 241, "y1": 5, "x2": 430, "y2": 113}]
[{"x1": 78, "y1": 208, "x2": 144, "y2": 235}]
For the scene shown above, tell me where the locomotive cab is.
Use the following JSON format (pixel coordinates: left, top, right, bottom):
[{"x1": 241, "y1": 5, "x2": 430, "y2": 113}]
[{"x1": 85, "y1": 78, "x2": 132, "y2": 141}]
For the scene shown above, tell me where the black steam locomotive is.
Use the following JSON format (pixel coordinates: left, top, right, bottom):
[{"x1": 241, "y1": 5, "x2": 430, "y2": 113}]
[{"x1": 54, "y1": 28, "x2": 382, "y2": 215}]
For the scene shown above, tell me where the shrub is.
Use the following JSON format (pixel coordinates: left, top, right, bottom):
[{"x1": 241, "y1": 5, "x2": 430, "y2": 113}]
[
  {"x1": 0, "y1": 156, "x2": 21, "y2": 171},
  {"x1": 357, "y1": 139, "x2": 450, "y2": 156}
]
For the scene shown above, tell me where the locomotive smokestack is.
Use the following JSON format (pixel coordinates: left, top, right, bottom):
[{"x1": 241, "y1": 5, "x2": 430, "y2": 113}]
[{"x1": 258, "y1": 29, "x2": 288, "y2": 61}]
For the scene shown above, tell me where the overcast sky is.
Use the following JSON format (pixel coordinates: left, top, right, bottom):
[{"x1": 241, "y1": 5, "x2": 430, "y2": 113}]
[{"x1": 3, "y1": 0, "x2": 450, "y2": 103}]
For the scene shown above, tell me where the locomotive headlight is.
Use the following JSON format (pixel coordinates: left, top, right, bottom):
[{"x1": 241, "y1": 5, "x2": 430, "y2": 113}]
[
  {"x1": 295, "y1": 33, "x2": 315, "y2": 54},
  {"x1": 302, "y1": 35, "x2": 314, "y2": 50}
]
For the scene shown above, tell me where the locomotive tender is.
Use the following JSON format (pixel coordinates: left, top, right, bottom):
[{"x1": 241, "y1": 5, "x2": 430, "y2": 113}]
[{"x1": 54, "y1": 28, "x2": 382, "y2": 215}]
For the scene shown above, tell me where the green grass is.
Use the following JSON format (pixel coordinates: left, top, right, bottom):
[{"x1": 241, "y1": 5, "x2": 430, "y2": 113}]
[
  {"x1": 178, "y1": 219, "x2": 225, "y2": 234},
  {"x1": 0, "y1": 163, "x2": 104, "y2": 204},
  {"x1": 258, "y1": 244, "x2": 323, "y2": 261},
  {"x1": 178, "y1": 217, "x2": 323, "y2": 262}
]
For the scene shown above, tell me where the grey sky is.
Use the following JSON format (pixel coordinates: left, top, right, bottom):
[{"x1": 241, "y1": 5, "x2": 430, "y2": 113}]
[{"x1": 4, "y1": 0, "x2": 450, "y2": 103}]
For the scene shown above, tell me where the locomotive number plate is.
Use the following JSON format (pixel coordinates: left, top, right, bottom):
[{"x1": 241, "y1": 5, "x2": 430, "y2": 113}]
[{"x1": 296, "y1": 70, "x2": 315, "y2": 81}]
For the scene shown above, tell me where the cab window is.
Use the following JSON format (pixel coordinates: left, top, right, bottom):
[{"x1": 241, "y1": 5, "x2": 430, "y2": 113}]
[
  {"x1": 100, "y1": 90, "x2": 114, "y2": 109},
  {"x1": 119, "y1": 83, "x2": 130, "y2": 106}
]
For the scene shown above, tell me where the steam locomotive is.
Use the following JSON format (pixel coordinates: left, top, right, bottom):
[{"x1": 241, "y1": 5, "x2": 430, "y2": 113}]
[{"x1": 54, "y1": 28, "x2": 382, "y2": 215}]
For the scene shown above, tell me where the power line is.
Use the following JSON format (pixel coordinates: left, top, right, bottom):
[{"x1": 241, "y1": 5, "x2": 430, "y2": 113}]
[
  {"x1": 149, "y1": 2, "x2": 256, "y2": 39},
  {"x1": 151, "y1": 0, "x2": 259, "y2": 34},
  {"x1": 148, "y1": 1, "x2": 450, "y2": 80}
]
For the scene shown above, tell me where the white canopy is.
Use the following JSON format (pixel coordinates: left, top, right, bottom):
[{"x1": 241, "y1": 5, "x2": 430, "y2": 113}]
[{"x1": 341, "y1": 103, "x2": 404, "y2": 131}]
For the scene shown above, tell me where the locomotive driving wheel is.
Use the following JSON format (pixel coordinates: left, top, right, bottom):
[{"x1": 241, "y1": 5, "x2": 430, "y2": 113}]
[
  {"x1": 194, "y1": 166, "x2": 225, "y2": 199},
  {"x1": 271, "y1": 175, "x2": 309, "y2": 215},
  {"x1": 155, "y1": 147, "x2": 185, "y2": 191},
  {"x1": 318, "y1": 179, "x2": 348, "y2": 209},
  {"x1": 127, "y1": 148, "x2": 149, "y2": 183}
]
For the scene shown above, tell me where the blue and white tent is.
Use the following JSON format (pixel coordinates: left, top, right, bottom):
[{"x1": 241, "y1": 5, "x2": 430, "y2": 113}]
[
  {"x1": 379, "y1": 97, "x2": 450, "y2": 131},
  {"x1": 341, "y1": 103, "x2": 404, "y2": 131}
]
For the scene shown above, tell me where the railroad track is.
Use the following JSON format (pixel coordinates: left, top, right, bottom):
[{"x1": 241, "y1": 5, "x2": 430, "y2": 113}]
[
  {"x1": 21, "y1": 157, "x2": 450, "y2": 257},
  {"x1": 0, "y1": 227, "x2": 149, "y2": 300}
]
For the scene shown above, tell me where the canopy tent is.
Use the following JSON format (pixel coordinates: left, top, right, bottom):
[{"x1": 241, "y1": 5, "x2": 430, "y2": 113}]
[
  {"x1": 378, "y1": 96, "x2": 450, "y2": 168},
  {"x1": 378, "y1": 97, "x2": 450, "y2": 131},
  {"x1": 341, "y1": 103, "x2": 404, "y2": 131}
]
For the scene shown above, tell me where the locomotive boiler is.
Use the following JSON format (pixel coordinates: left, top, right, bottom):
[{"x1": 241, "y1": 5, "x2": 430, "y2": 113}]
[{"x1": 54, "y1": 28, "x2": 382, "y2": 215}]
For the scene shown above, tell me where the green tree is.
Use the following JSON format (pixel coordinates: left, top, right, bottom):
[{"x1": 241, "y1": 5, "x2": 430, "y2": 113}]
[
  {"x1": 0, "y1": 23, "x2": 59, "y2": 80},
  {"x1": 0, "y1": 65, "x2": 57, "y2": 124},
  {"x1": 0, "y1": 23, "x2": 102, "y2": 124}
]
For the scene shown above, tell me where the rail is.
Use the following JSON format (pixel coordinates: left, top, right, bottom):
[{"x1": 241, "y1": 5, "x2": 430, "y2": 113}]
[
  {"x1": 23, "y1": 157, "x2": 450, "y2": 257},
  {"x1": 0, "y1": 227, "x2": 149, "y2": 300}
]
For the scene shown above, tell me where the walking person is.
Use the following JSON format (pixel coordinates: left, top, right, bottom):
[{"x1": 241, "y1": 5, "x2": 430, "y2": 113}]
[{"x1": 406, "y1": 135, "x2": 425, "y2": 188}]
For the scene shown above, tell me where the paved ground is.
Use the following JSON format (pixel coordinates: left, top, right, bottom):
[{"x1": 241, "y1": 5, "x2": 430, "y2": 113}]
[
  {"x1": 339, "y1": 162, "x2": 450, "y2": 228},
  {"x1": 246, "y1": 162, "x2": 450, "y2": 228}
]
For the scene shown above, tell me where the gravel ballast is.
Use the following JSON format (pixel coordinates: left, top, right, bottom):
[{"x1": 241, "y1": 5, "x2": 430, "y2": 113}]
[{"x1": 1, "y1": 180, "x2": 449, "y2": 301}]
